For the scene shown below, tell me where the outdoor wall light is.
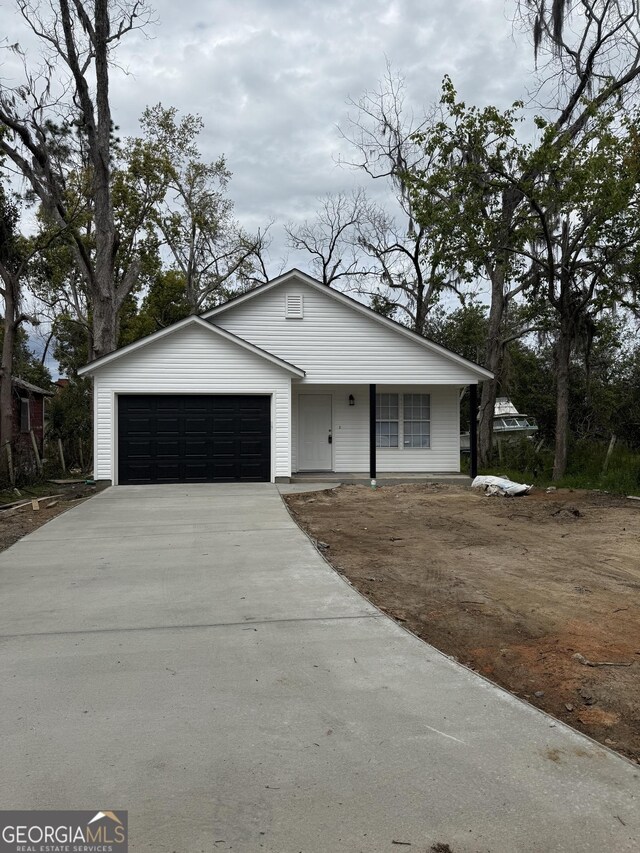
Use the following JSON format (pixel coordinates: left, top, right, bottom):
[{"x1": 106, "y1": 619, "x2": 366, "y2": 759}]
[{"x1": 349, "y1": 394, "x2": 355, "y2": 406}]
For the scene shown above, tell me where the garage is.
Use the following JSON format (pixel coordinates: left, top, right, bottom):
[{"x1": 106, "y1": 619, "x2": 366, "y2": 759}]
[{"x1": 117, "y1": 394, "x2": 271, "y2": 484}]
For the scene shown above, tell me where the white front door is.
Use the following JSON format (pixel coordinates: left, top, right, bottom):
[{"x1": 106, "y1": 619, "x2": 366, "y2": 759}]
[{"x1": 298, "y1": 394, "x2": 332, "y2": 471}]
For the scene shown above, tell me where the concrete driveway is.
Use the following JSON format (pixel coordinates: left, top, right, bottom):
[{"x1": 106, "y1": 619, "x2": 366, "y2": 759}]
[{"x1": 0, "y1": 484, "x2": 638, "y2": 852}]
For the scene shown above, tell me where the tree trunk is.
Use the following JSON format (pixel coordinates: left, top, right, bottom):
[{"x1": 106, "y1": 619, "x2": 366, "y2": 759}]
[
  {"x1": 414, "y1": 282, "x2": 427, "y2": 336},
  {"x1": 477, "y1": 185, "x2": 522, "y2": 468},
  {"x1": 552, "y1": 325, "x2": 572, "y2": 481},
  {"x1": 478, "y1": 266, "x2": 506, "y2": 467},
  {"x1": 91, "y1": 290, "x2": 118, "y2": 361},
  {"x1": 0, "y1": 277, "x2": 17, "y2": 482}
]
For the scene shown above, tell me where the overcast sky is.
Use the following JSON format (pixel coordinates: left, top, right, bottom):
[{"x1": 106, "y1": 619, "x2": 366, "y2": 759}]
[
  {"x1": 1, "y1": 0, "x2": 536, "y2": 269},
  {"x1": 1, "y1": 0, "x2": 535, "y2": 272},
  {"x1": 108, "y1": 0, "x2": 532, "y2": 269}
]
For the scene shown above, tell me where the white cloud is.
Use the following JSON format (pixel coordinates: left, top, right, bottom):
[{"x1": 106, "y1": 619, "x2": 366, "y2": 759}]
[{"x1": 2, "y1": 0, "x2": 535, "y2": 271}]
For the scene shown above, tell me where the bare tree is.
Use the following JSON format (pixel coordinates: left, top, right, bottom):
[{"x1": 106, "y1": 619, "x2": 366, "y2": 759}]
[
  {"x1": 338, "y1": 65, "x2": 462, "y2": 335},
  {"x1": 522, "y1": 0, "x2": 640, "y2": 139},
  {"x1": 0, "y1": 0, "x2": 155, "y2": 360},
  {"x1": 285, "y1": 190, "x2": 372, "y2": 286}
]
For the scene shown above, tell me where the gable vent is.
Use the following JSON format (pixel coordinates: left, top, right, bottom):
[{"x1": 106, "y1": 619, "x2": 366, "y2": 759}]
[{"x1": 285, "y1": 294, "x2": 304, "y2": 318}]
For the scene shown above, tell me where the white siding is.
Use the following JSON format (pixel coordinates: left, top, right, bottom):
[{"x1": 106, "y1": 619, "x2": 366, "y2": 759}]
[
  {"x1": 214, "y1": 278, "x2": 481, "y2": 384},
  {"x1": 292, "y1": 384, "x2": 462, "y2": 473},
  {"x1": 92, "y1": 323, "x2": 292, "y2": 482}
]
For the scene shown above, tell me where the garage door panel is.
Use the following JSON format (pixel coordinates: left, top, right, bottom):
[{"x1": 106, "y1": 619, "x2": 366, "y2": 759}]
[
  {"x1": 156, "y1": 417, "x2": 180, "y2": 434},
  {"x1": 156, "y1": 439, "x2": 181, "y2": 457},
  {"x1": 155, "y1": 465, "x2": 181, "y2": 482},
  {"x1": 184, "y1": 439, "x2": 208, "y2": 457},
  {"x1": 125, "y1": 438, "x2": 155, "y2": 458},
  {"x1": 183, "y1": 463, "x2": 209, "y2": 481},
  {"x1": 126, "y1": 417, "x2": 154, "y2": 434},
  {"x1": 183, "y1": 418, "x2": 208, "y2": 435},
  {"x1": 118, "y1": 395, "x2": 271, "y2": 485}
]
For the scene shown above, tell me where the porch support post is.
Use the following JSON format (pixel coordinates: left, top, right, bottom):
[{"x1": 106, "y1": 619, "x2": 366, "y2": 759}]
[
  {"x1": 369, "y1": 383, "x2": 376, "y2": 484},
  {"x1": 469, "y1": 383, "x2": 478, "y2": 479}
]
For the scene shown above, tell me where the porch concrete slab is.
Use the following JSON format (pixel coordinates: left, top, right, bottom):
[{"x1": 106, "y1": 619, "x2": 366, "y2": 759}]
[
  {"x1": 277, "y1": 482, "x2": 339, "y2": 494},
  {"x1": 0, "y1": 485, "x2": 638, "y2": 853},
  {"x1": 290, "y1": 472, "x2": 472, "y2": 486}
]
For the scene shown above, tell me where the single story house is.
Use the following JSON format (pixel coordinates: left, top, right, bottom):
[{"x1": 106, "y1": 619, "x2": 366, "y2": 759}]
[{"x1": 78, "y1": 269, "x2": 491, "y2": 485}]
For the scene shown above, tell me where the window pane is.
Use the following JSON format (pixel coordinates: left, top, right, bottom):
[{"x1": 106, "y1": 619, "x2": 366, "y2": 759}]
[
  {"x1": 376, "y1": 394, "x2": 399, "y2": 447},
  {"x1": 403, "y1": 393, "x2": 430, "y2": 448},
  {"x1": 20, "y1": 398, "x2": 30, "y2": 433}
]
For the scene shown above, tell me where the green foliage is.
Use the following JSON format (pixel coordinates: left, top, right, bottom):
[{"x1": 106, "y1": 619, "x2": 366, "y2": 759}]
[
  {"x1": 52, "y1": 316, "x2": 90, "y2": 377},
  {"x1": 47, "y1": 378, "x2": 92, "y2": 443},
  {"x1": 0, "y1": 325, "x2": 52, "y2": 388},
  {"x1": 368, "y1": 291, "x2": 398, "y2": 319},
  {"x1": 409, "y1": 77, "x2": 531, "y2": 286},
  {"x1": 121, "y1": 270, "x2": 191, "y2": 344},
  {"x1": 480, "y1": 440, "x2": 640, "y2": 494},
  {"x1": 121, "y1": 104, "x2": 264, "y2": 313},
  {"x1": 502, "y1": 342, "x2": 557, "y2": 443},
  {"x1": 426, "y1": 301, "x2": 488, "y2": 365}
]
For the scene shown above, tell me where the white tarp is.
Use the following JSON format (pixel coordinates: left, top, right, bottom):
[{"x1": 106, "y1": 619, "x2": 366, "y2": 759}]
[{"x1": 471, "y1": 475, "x2": 533, "y2": 497}]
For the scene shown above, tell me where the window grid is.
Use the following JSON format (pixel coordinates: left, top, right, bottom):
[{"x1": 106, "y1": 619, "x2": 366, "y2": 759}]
[
  {"x1": 375, "y1": 393, "x2": 431, "y2": 449},
  {"x1": 376, "y1": 393, "x2": 399, "y2": 448},
  {"x1": 403, "y1": 393, "x2": 430, "y2": 448}
]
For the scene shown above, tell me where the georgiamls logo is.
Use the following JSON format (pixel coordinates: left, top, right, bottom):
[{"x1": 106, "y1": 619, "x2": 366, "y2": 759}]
[{"x1": 0, "y1": 809, "x2": 128, "y2": 852}]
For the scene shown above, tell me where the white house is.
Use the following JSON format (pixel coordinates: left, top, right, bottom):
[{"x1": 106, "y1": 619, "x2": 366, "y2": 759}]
[{"x1": 78, "y1": 269, "x2": 491, "y2": 485}]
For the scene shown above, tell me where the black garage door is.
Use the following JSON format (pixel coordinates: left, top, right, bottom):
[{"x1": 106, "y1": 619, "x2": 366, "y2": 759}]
[{"x1": 118, "y1": 395, "x2": 271, "y2": 484}]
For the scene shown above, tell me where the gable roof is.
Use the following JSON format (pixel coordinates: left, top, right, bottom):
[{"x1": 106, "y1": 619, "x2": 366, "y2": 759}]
[
  {"x1": 77, "y1": 315, "x2": 306, "y2": 377},
  {"x1": 12, "y1": 377, "x2": 55, "y2": 396},
  {"x1": 203, "y1": 269, "x2": 493, "y2": 380}
]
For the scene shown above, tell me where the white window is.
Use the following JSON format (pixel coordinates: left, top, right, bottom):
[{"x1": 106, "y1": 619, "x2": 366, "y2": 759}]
[
  {"x1": 285, "y1": 294, "x2": 304, "y2": 318},
  {"x1": 376, "y1": 393, "x2": 431, "y2": 449},
  {"x1": 403, "y1": 394, "x2": 430, "y2": 448},
  {"x1": 376, "y1": 394, "x2": 399, "y2": 448}
]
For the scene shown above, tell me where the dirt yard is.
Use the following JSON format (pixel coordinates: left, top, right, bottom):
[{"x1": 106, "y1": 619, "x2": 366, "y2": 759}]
[
  {"x1": 0, "y1": 482, "x2": 105, "y2": 553},
  {"x1": 284, "y1": 483, "x2": 640, "y2": 762}
]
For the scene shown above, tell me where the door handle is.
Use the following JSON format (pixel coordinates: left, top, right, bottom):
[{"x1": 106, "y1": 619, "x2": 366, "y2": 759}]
[{"x1": 328, "y1": 434, "x2": 332, "y2": 444}]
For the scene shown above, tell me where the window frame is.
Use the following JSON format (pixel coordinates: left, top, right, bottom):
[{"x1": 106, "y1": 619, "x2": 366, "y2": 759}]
[
  {"x1": 20, "y1": 397, "x2": 31, "y2": 433},
  {"x1": 375, "y1": 392, "x2": 431, "y2": 450},
  {"x1": 402, "y1": 393, "x2": 431, "y2": 449}
]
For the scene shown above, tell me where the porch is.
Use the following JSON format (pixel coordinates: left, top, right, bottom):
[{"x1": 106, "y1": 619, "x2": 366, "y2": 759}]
[{"x1": 290, "y1": 382, "x2": 478, "y2": 481}]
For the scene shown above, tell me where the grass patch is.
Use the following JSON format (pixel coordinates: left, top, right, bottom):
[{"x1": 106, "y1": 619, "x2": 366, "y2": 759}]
[
  {"x1": 0, "y1": 480, "x2": 84, "y2": 507},
  {"x1": 470, "y1": 439, "x2": 640, "y2": 494}
]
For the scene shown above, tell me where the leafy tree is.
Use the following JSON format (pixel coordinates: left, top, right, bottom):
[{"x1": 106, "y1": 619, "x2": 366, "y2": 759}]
[
  {"x1": 120, "y1": 270, "x2": 191, "y2": 344},
  {"x1": 0, "y1": 325, "x2": 53, "y2": 390},
  {"x1": 47, "y1": 377, "x2": 93, "y2": 471},
  {"x1": 515, "y1": 110, "x2": 640, "y2": 477},
  {"x1": 410, "y1": 80, "x2": 533, "y2": 465},
  {"x1": 124, "y1": 105, "x2": 270, "y2": 313},
  {"x1": 425, "y1": 302, "x2": 489, "y2": 367}
]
